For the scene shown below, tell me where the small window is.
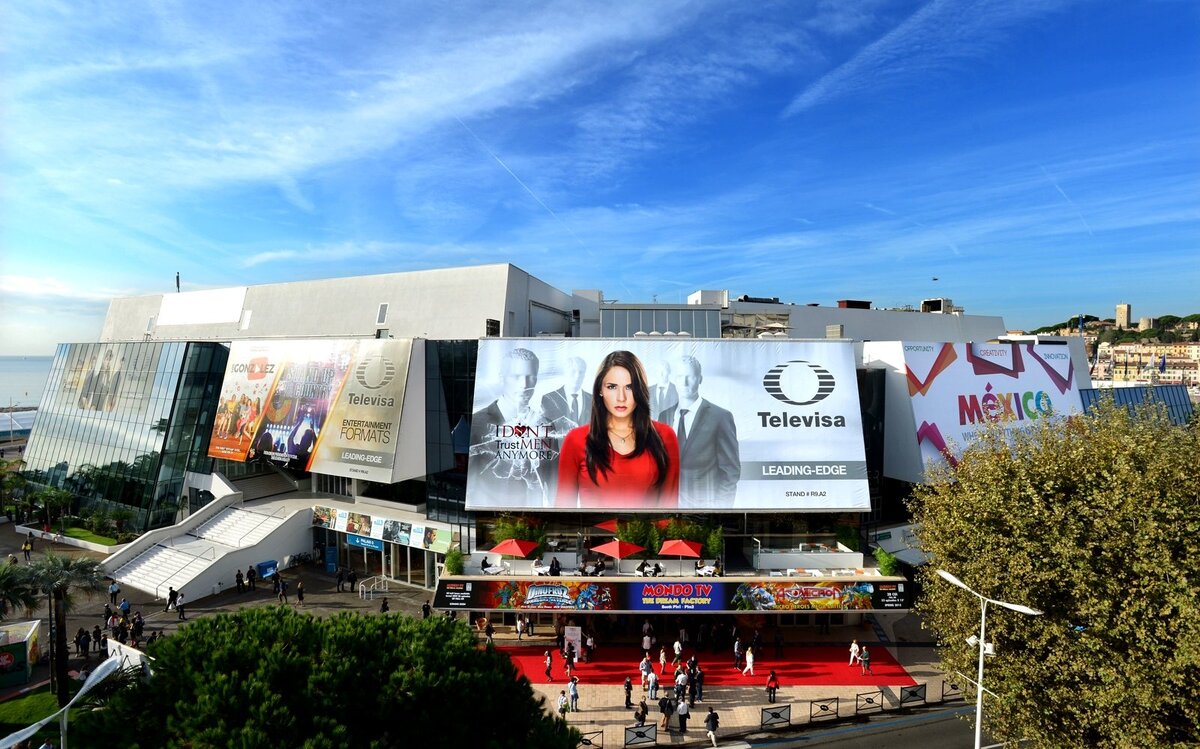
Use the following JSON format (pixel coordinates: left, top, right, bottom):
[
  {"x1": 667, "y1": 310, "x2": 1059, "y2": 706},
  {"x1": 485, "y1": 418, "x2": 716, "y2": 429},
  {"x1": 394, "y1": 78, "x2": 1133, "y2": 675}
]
[
  {"x1": 376, "y1": 303, "x2": 389, "y2": 326},
  {"x1": 485, "y1": 319, "x2": 500, "y2": 337}
]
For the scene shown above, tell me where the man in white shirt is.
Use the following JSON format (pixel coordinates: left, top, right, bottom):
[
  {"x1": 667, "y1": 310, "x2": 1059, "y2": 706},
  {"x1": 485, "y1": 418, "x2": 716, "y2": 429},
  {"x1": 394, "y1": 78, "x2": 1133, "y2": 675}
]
[
  {"x1": 469, "y1": 348, "x2": 547, "y2": 506},
  {"x1": 650, "y1": 361, "x2": 678, "y2": 418},
  {"x1": 541, "y1": 357, "x2": 591, "y2": 433},
  {"x1": 658, "y1": 356, "x2": 740, "y2": 508}
]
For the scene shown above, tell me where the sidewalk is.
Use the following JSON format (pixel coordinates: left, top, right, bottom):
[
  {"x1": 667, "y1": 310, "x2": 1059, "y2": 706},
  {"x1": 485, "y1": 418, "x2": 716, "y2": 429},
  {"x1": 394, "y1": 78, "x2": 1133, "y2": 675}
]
[{"x1": 0, "y1": 521, "x2": 949, "y2": 746}]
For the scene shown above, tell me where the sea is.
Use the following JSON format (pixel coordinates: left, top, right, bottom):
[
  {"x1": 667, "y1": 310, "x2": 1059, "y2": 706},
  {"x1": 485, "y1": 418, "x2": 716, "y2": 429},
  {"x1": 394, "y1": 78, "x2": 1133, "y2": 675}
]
[{"x1": 0, "y1": 356, "x2": 53, "y2": 409}]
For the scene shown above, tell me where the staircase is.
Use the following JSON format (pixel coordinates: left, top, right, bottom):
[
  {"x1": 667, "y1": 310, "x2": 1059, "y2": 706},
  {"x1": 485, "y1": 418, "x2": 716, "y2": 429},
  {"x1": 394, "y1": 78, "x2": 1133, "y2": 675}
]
[
  {"x1": 112, "y1": 542, "x2": 219, "y2": 600},
  {"x1": 233, "y1": 472, "x2": 296, "y2": 501},
  {"x1": 191, "y1": 508, "x2": 286, "y2": 548}
]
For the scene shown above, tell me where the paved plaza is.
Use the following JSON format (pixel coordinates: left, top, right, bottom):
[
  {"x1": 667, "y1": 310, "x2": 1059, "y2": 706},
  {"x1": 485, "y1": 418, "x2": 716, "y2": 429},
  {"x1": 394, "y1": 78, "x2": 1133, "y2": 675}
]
[{"x1": 0, "y1": 522, "x2": 950, "y2": 746}]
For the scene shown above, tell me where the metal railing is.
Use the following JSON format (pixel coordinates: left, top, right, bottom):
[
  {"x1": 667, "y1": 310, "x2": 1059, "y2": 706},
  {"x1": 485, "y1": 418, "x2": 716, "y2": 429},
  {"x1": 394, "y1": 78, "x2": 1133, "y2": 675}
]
[{"x1": 359, "y1": 576, "x2": 390, "y2": 600}]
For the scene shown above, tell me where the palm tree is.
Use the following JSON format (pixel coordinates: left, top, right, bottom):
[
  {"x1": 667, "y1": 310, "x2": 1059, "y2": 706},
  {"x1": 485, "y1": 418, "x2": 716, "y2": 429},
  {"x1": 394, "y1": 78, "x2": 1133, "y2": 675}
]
[
  {"x1": 28, "y1": 553, "x2": 107, "y2": 706},
  {"x1": 35, "y1": 487, "x2": 75, "y2": 533},
  {"x1": 0, "y1": 563, "x2": 37, "y2": 620}
]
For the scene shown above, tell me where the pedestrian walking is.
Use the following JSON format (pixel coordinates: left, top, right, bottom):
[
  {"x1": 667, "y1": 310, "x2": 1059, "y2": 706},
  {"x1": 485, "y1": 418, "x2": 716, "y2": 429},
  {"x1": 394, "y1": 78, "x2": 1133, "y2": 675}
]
[
  {"x1": 165, "y1": 587, "x2": 177, "y2": 612},
  {"x1": 694, "y1": 664, "x2": 705, "y2": 702},
  {"x1": 422, "y1": 600, "x2": 432, "y2": 619},
  {"x1": 119, "y1": 598, "x2": 131, "y2": 618},
  {"x1": 568, "y1": 676, "x2": 579, "y2": 711},
  {"x1": 484, "y1": 620, "x2": 495, "y2": 645},
  {"x1": 557, "y1": 690, "x2": 570, "y2": 718},
  {"x1": 21, "y1": 539, "x2": 31, "y2": 562},
  {"x1": 623, "y1": 676, "x2": 633, "y2": 708},
  {"x1": 516, "y1": 616, "x2": 525, "y2": 641},
  {"x1": 235, "y1": 570, "x2": 245, "y2": 594},
  {"x1": 704, "y1": 707, "x2": 720, "y2": 747},
  {"x1": 860, "y1": 646, "x2": 873, "y2": 675},
  {"x1": 380, "y1": 598, "x2": 390, "y2": 613},
  {"x1": 639, "y1": 653, "x2": 653, "y2": 688},
  {"x1": 296, "y1": 581, "x2": 305, "y2": 607},
  {"x1": 336, "y1": 568, "x2": 345, "y2": 593},
  {"x1": 658, "y1": 696, "x2": 673, "y2": 729},
  {"x1": 659, "y1": 646, "x2": 668, "y2": 675},
  {"x1": 732, "y1": 639, "x2": 742, "y2": 670},
  {"x1": 524, "y1": 614, "x2": 533, "y2": 636},
  {"x1": 765, "y1": 670, "x2": 779, "y2": 703},
  {"x1": 176, "y1": 592, "x2": 186, "y2": 620},
  {"x1": 648, "y1": 670, "x2": 659, "y2": 699},
  {"x1": 673, "y1": 638, "x2": 683, "y2": 668},
  {"x1": 849, "y1": 638, "x2": 861, "y2": 666},
  {"x1": 634, "y1": 699, "x2": 648, "y2": 726},
  {"x1": 544, "y1": 650, "x2": 554, "y2": 680},
  {"x1": 676, "y1": 699, "x2": 689, "y2": 733},
  {"x1": 347, "y1": 569, "x2": 358, "y2": 592},
  {"x1": 277, "y1": 578, "x2": 289, "y2": 604},
  {"x1": 741, "y1": 646, "x2": 755, "y2": 676}
]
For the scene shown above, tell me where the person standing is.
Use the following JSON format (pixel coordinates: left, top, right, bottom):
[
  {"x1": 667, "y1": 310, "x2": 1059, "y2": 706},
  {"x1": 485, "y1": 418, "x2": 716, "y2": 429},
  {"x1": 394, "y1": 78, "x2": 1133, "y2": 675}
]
[
  {"x1": 422, "y1": 600, "x2": 432, "y2": 619},
  {"x1": 639, "y1": 653, "x2": 653, "y2": 688},
  {"x1": 277, "y1": 578, "x2": 289, "y2": 604},
  {"x1": 108, "y1": 580, "x2": 120, "y2": 605},
  {"x1": 694, "y1": 664, "x2": 705, "y2": 702},
  {"x1": 165, "y1": 587, "x2": 178, "y2": 613},
  {"x1": 21, "y1": 539, "x2": 32, "y2": 562},
  {"x1": 675, "y1": 699, "x2": 689, "y2": 733},
  {"x1": 766, "y1": 670, "x2": 779, "y2": 703},
  {"x1": 247, "y1": 565, "x2": 257, "y2": 591},
  {"x1": 849, "y1": 638, "x2": 861, "y2": 666},
  {"x1": 659, "y1": 646, "x2": 668, "y2": 675},
  {"x1": 634, "y1": 699, "x2": 648, "y2": 726},
  {"x1": 673, "y1": 638, "x2": 683, "y2": 669},
  {"x1": 568, "y1": 676, "x2": 579, "y2": 711},
  {"x1": 742, "y1": 646, "x2": 755, "y2": 676},
  {"x1": 624, "y1": 676, "x2": 633, "y2": 708},
  {"x1": 647, "y1": 669, "x2": 659, "y2": 699},
  {"x1": 176, "y1": 592, "x2": 186, "y2": 620},
  {"x1": 732, "y1": 639, "x2": 742, "y2": 670},
  {"x1": 235, "y1": 569, "x2": 245, "y2": 594},
  {"x1": 336, "y1": 569, "x2": 345, "y2": 593},
  {"x1": 860, "y1": 645, "x2": 873, "y2": 675},
  {"x1": 484, "y1": 620, "x2": 495, "y2": 646},
  {"x1": 295, "y1": 581, "x2": 305, "y2": 607},
  {"x1": 557, "y1": 690, "x2": 569, "y2": 719},
  {"x1": 346, "y1": 569, "x2": 357, "y2": 593},
  {"x1": 380, "y1": 598, "x2": 390, "y2": 614},
  {"x1": 516, "y1": 616, "x2": 525, "y2": 641},
  {"x1": 544, "y1": 650, "x2": 554, "y2": 681},
  {"x1": 704, "y1": 707, "x2": 720, "y2": 747},
  {"x1": 658, "y1": 696, "x2": 673, "y2": 730}
]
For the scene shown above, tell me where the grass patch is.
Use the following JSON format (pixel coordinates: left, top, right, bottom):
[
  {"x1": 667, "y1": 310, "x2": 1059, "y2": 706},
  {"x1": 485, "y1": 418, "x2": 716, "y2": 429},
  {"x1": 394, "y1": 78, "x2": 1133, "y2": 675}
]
[
  {"x1": 63, "y1": 526, "x2": 118, "y2": 546},
  {"x1": 0, "y1": 683, "x2": 77, "y2": 743}
]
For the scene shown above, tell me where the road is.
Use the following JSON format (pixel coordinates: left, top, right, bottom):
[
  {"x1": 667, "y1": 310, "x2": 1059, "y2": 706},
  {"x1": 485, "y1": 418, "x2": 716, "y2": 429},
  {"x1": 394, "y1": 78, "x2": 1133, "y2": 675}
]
[{"x1": 750, "y1": 704, "x2": 999, "y2": 749}]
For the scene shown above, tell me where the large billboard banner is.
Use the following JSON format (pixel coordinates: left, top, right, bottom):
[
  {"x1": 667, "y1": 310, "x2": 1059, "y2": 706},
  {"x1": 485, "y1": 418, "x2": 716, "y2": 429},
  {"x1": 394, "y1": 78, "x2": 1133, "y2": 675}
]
[
  {"x1": 897, "y1": 342, "x2": 1083, "y2": 472},
  {"x1": 208, "y1": 339, "x2": 412, "y2": 482},
  {"x1": 431, "y1": 577, "x2": 910, "y2": 612},
  {"x1": 466, "y1": 339, "x2": 869, "y2": 512}
]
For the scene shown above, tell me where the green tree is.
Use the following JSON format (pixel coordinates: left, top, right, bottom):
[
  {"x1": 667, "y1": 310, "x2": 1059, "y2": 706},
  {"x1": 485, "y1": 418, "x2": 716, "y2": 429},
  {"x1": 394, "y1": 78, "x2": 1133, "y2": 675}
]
[
  {"x1": 27, "y1": 553, "x2": 107, "y2": 707},
  {"x1": 911, "y1": 400, "x2": 1200, "y2": 747},
  {"x1": 0, "y1": 563, "x2": 38, "y2": 620},
  {"x1": 34, "y1": 487, "x2": 74, "y2": 532},
  {"x1": 75, "y1": 607, "x2": 579, "y2": 749},
  {"x1": 0, "y1": 456, "x2": 26, "y2": 518}
]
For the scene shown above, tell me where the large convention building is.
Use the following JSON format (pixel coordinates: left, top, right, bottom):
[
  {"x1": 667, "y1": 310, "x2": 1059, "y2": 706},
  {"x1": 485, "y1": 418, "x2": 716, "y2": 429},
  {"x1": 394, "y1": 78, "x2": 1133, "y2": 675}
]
[{"x1": 26, "y1": 262, "x2": 1178, "y2": 625}]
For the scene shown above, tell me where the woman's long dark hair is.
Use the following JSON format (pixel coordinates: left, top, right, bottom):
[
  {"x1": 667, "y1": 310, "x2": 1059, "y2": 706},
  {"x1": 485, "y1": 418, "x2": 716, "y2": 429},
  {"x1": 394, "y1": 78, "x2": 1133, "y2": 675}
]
[{"x1": 584, "y1": 350, "x2": 669, "y2": 489}]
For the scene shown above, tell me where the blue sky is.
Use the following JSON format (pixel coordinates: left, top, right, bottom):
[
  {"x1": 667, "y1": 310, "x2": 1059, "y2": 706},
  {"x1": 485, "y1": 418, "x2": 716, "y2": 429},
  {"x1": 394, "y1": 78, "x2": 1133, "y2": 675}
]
[{"x1": 2, "y1": 1, "x2": 1198, "y2": 355}]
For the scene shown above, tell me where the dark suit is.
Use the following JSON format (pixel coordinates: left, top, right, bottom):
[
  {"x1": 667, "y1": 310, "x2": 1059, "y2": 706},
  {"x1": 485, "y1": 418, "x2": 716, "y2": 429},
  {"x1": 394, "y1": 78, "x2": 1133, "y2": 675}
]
[
  {"x1": 658, "y1": 399, "x2": 740, "y2": 508},
  {"x1": 469, "y1": 400, "x2": 548, "y2": 506},
  {"x1": 649, "y1": 383, "x2": 678, "y2": 421},
  {"x1": 540, "y1": 388, "x2": 590, "y2": 434}
]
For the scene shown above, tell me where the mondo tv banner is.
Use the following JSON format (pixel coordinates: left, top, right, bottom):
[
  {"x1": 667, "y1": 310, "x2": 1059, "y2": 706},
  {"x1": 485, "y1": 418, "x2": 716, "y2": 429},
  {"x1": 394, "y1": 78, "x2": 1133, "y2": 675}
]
[
  {"x1": 208, "y1": 338, "x2": 412, "y2": 482},
  {"x1": 466, "y1": 339, "x2": 870, "y2": 512}
]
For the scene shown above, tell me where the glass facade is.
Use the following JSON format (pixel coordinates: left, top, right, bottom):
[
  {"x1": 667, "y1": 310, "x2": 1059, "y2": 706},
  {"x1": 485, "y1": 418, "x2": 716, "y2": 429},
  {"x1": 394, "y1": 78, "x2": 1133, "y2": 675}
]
[
  {"x1": 22, "y1": 341, "x2": 227, "y2": 532},
  {"x1": 423, "y1": 340, "x2": 478, "y2": 534},
  {"x1": 600, "y1": 307, "x2": 721, "y2": 338}
]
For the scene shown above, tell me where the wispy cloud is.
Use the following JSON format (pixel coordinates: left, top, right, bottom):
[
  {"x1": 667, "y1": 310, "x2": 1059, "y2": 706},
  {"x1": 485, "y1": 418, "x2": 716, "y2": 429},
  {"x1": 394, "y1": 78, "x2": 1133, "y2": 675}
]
[{"x1": 784, "y1": 0, "x2": 1075, "y2": 116}]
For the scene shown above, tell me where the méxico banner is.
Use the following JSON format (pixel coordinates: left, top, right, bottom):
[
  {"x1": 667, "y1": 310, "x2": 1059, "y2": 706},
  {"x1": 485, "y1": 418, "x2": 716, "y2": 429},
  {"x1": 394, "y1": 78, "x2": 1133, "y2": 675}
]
[
  {"x1": 207, "y1": 339, "x2": 412, "y2": 482},
  {"x1": 865, "y1": 341, "x2": 1084, "y2": 480},
  {"x1": 466, "y1": 339, "x2": 870, "y2": 512}
]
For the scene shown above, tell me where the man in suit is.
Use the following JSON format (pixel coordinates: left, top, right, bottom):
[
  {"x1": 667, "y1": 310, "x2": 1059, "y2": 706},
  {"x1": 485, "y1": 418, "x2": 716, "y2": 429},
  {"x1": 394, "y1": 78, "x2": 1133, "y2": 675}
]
[
  {"x1": 658, "y1": 356, "x2": 740, "y2": 508},
  {"x1": 540, "y1": 356, "x2": 590, "y2": 434},
  {"x1": 469, "y1": 348, "x2": 547, "y2": 506},
  {"x1": 649, "y1": 360, "x2": 678, "y2": 420}
]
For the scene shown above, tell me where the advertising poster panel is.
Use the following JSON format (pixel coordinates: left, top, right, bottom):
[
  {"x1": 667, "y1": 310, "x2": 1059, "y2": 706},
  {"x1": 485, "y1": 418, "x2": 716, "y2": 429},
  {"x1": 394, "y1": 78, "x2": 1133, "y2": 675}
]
[
  {"x1": 59, "y1": 342, "x2": 163, "y2": 416},
  {"x1": 466, "y1": 340, "x2": 869, "y2": 512},
  {"x1": 312, "y1": 506, "x2": 448, "y2": 554},
  {"x1": 208, "y1": 339, "x2": 411, "y2": 481},
  {"x1": 729, "y1": 580, "x2": 909, "y2": 611},
  {"x1": 432, "y1": 578, "x2": 909, "y2": 612},
  {"x1": 899, "y1": 342, "x2": 1083, "y2": 471}
]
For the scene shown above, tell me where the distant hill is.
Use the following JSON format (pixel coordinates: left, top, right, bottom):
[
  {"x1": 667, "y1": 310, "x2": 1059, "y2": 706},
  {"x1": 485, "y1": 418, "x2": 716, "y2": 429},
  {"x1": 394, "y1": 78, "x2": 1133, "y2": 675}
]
[{"x1": 1031, "y1": 313, "x2": 1200, "y2": 341}]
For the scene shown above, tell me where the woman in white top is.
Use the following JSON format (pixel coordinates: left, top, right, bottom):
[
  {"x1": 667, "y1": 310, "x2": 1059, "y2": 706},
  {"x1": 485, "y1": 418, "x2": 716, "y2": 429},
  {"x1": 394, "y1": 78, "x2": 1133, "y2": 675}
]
[{"x1": 741, "y1": 646, "x2": 756, "y2": 676}]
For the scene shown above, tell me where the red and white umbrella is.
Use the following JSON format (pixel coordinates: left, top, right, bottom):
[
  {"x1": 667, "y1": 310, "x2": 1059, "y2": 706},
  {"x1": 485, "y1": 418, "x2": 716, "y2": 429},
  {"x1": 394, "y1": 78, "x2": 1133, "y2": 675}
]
[{"x1": 659, "y1": 539, "x2": 703, "y2": 575}]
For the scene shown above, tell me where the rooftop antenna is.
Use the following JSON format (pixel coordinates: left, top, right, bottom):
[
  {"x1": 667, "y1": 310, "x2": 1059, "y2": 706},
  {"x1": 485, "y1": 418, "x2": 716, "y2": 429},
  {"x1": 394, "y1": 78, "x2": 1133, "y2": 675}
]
[{"x1": 175, "y1": 272, "x2": 180, "y2": 293}]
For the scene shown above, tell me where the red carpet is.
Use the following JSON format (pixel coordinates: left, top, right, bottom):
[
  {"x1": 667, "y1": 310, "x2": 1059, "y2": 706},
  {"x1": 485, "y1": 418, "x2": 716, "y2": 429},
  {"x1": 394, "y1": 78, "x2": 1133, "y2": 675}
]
[{"x1": 498, "y1": 644, "x2": 914, "y2": 688}]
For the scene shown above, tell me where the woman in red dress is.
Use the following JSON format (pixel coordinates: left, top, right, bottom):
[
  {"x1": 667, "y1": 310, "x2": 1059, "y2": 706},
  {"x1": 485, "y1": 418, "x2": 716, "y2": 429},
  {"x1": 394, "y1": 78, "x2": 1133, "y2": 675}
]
[{"x1": 556, "y1": 350, "x2": 679, "y2": 508}]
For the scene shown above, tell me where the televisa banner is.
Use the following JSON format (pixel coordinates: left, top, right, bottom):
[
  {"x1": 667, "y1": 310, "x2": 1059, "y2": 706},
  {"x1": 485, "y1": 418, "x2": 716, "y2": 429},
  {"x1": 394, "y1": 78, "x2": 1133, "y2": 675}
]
[
  {"x1": 208, "y1": 339, "x2": 412, "y2": 482},
  {"x1": 465, "y1": 339, "x2": 870, "y2": 512}
]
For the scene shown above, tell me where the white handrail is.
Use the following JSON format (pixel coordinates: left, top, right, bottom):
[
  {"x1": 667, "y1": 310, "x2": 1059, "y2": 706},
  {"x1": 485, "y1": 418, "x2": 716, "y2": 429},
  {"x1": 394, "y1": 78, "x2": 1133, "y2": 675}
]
[{"x1": 358, "y1": 576, "x2": 390, "y2": 600}]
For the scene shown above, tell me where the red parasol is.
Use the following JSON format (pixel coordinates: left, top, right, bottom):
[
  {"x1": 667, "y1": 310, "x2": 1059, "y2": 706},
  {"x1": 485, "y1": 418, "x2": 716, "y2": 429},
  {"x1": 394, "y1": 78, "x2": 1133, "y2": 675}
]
[
  {"x1": 489, "y1": 538, "x2": 540, "y2": 558},
  {"x1": 654, "y1": 519, "x2": 673, "y2": 530},
  {"x1": 659, "y1": 539, "x2": 704, "y2": 576},
  {"x1": 591, "y1": 538, "x2": 646, "y2": 560},
  {"x1": 594, "y1": 519, "x2": 620, "y2": 533}
]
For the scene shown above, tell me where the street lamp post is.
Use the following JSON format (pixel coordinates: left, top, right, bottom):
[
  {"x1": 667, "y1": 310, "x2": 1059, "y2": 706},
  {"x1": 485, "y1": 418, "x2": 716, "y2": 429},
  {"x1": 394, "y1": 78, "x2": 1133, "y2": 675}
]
[{"x1": 936, "y1": 569, "x2": 1042, "y2": 749}]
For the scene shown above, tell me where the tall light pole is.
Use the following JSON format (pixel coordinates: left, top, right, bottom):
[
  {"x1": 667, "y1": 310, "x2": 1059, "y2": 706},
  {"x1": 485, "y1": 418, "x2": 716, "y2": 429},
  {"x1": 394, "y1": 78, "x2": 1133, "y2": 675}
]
[{"x1": 936, "y1": 569, "x2": 1042, "y2": 749}]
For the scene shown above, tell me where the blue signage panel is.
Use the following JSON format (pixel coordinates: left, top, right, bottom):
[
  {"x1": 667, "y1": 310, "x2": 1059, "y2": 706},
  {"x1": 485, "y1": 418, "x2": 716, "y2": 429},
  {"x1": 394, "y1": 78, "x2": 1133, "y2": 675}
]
[
  {"x1": 347, "y1": 534, "x2": 384, "y2": 552},
  {"x1": 626, "y1": 581, "x2": 727, "y2": 612}
]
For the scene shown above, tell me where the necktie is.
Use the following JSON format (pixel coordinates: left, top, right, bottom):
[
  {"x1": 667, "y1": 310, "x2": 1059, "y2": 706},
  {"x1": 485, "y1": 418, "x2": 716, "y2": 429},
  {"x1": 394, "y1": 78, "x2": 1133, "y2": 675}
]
[
  {"x1": 677, "y1": 408, "x2": 689, "y2": 451},
  {"x1": 571, "y1": 394, "x2": 579, "y2": 422}
]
